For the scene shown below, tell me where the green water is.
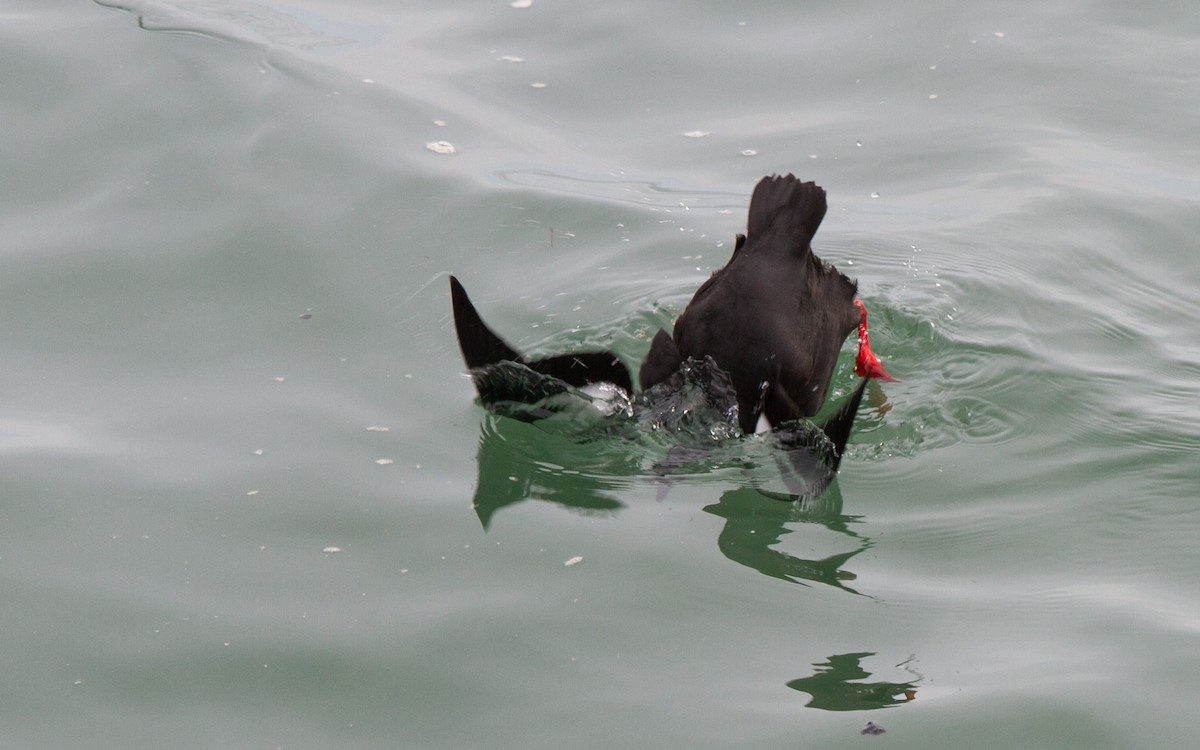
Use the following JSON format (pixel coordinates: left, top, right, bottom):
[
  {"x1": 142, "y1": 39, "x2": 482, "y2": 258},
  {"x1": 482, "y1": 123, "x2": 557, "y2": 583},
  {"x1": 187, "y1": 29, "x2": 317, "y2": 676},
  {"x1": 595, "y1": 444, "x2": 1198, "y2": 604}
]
[{"x1": 3, "y1": 1, "x2": 1199, "y2": 747}]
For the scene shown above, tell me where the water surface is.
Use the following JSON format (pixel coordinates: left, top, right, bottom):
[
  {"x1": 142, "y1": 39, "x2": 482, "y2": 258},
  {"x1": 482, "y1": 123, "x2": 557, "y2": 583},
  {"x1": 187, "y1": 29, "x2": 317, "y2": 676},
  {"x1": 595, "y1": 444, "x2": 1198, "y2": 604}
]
[{"x1": 3, "y1": 1, "x2": 1199, "y2": 747}]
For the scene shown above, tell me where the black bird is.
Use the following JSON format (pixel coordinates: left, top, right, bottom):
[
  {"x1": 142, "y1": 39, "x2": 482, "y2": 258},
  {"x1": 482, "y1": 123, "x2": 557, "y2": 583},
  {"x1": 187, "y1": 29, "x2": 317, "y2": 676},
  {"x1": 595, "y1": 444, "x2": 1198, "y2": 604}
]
[
  {"x1": 639, "y1": 173, "x2": 894, "y2": 435},
  {"x1": 448, "y1": 174, "x2": 895, "y2": 480}
]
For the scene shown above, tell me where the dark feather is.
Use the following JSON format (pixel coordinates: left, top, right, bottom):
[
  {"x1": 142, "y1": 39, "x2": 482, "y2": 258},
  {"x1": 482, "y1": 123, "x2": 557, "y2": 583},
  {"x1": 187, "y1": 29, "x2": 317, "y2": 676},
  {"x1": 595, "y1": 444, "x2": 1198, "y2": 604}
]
[{"x1": 666, "y1": 175, "x2": 859, "y2": 433}]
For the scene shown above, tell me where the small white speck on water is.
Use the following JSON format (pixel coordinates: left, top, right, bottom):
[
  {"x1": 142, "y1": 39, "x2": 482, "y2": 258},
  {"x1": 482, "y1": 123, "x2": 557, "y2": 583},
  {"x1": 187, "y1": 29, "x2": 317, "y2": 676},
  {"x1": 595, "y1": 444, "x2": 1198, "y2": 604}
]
[
  {"x1": 564, "y1": 556, "x2": 583, "y2": 566},
  {"x1": 253, "y1": 449, "x2": 263, "y2": 455},
  {"x1": 929, "y1": 93, "x2": 939, "y2": 100},
  {"x1": 375, "y1": 458, "x2": 394, "y2": 465},
  {"x1": 324, "y1": 546, "x2": 342, "y2": 553},
  {"x1": 511, "y1": 0, "x2": 531, "y2": 7},
  {"x1": 425, "y1": 140, "x2": 456, "y2": 154},
  {"x1": 740, "y1": 148, "x2": 758, "y2": 157},
  {"x1": 246, "y1": 490, "x2": 259, "y2": 496},
  {"x1": 871, "y1": 191, "x2": 880, "y2": 198},
  {"x1": 994, "y1": 31, "x2": 1005, "y2": 38},
  {"x1": 530, "y1": 81, "x2": 547, "y2": 88},
  {"x1": 682, "y1": 130, "x2": 711, "y2": 138},
  {"x1": 496, "y1": 55, "x2": 524, "y2": 63},
  {"x1": 362, "y1": 78, "x2": 375, "y2": 84},
  {"x1": 274, "y1": 376, "x2": 285, "y2": 382},
  {"x1": 432, "y1": 119, "x2": 447, "y2": 126},
  {"x1": 366, "y1": 425, "x2": 389, "y2": 432}
]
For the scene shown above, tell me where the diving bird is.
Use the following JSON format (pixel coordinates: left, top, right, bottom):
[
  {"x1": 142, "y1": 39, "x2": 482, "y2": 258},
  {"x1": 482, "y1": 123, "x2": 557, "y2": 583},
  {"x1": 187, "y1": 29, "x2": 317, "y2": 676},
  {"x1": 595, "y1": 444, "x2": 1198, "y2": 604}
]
[
  {"x1": 639, "y1": 174, "x2": 894, "y2": 434},
  {"x1": 449, "y1": 174, "x2": 895, "y2": 468}
]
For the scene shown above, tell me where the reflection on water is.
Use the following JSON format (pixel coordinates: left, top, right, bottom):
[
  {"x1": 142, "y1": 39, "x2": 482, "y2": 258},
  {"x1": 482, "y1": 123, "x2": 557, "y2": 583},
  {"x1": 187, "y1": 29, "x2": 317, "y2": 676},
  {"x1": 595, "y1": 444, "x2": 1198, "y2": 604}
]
[
  {"x1": 703, "y1": 487, "x2": 870, "y2": 594},
  {"x1": 470, "y1": 412, "x2": 881, "y2": 594},
  {"x1": 466, "y1": 357, "x2": 856, "y2": 526},
  {"x1": 787, "y1": 653, "x2": 919, "y2": 711},
  {"x1": 470, "y1": 415, "x2": 636, "y2": 528}
]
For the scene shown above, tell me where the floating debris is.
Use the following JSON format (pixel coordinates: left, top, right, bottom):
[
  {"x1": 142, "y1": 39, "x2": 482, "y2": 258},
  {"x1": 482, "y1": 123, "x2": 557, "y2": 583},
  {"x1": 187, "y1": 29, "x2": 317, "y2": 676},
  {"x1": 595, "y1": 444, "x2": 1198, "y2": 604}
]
[
  {"x1": 861, "y1": 722, "x2": 886, "y2": 736},
  {"x1": 564, "y1": 556, "x2": 583, "y2": 566},
  {"x1": 425, "y1": 140, "x2": 456, "y2": 155}
]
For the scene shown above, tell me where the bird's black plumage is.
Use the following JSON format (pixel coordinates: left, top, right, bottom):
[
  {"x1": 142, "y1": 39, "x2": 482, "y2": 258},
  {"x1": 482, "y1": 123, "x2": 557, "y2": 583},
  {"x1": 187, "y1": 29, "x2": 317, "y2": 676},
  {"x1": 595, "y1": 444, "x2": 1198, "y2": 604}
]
[
  {"x1": 640, "y1": 174, "x2": 859, "y2": 433},
  {"x1": 450, "y1": 275, "x2": 633, "y2": 397}
]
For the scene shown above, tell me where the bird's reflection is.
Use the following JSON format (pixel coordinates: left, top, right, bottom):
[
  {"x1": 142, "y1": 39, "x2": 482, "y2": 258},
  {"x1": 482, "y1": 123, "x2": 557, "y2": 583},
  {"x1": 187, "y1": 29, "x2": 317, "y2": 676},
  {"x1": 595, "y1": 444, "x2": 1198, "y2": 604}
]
[
  {"x1": 470, "y1": 416, "x2": 877, "y2": 596},
  {"x1": 471, "y1": 414, "x2": 635, "y2": 528},
  {"x1": 787, "y1": 653, "x2": 919, "y2": 711},
  {"x1": 703, "y1": 486, "x2": 870, "y2": 594}
]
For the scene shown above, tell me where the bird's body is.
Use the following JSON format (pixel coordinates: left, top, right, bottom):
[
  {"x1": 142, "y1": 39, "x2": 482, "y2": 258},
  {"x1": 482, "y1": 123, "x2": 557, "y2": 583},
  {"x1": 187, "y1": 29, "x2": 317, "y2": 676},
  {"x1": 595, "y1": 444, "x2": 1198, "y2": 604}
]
[
  {"x1": 641, "y1": 175, "x2": 863, "y2": 433},
  {"x1": 448, "y1": 174, "x2": 895, "y2": 486}
]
